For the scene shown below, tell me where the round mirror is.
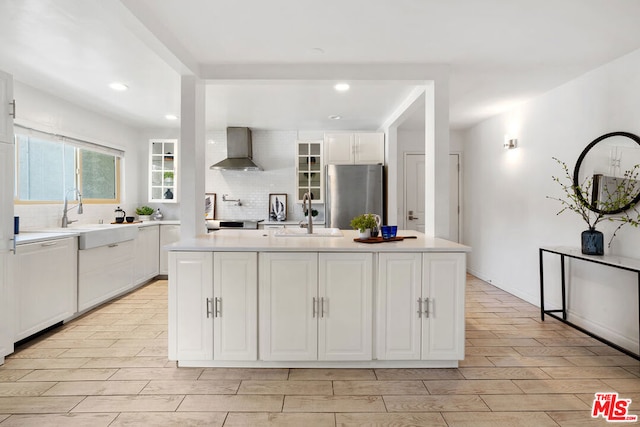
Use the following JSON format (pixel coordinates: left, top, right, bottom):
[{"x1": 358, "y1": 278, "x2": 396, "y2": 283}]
[{"x1": 573, "y1": 131, "x2": 640, "y2": 214}]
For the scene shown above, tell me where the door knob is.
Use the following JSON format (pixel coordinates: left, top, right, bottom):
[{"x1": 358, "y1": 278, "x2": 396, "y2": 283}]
[{"x1": 408, "y1": 210, "x2": 419, "y2": 220}]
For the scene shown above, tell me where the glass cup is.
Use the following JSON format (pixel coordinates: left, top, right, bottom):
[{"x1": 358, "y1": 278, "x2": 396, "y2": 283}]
[
  {"x1": 381, "y1": 225, "x2": 392, "y2": 239},
  {"x1": 390, "y1": 225, "x2": 398, "y2": 238}
]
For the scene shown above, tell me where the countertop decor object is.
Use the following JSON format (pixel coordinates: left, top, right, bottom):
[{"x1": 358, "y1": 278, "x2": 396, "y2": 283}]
[
  {"x1": 136, "y1": 206, "x2": 154, "y2": 222},
  {"x1": 269, "y1": 193, "x2": 287, "y2": 221},
  {"x1": 548, "y1": 156, "x2": 640, "y2": 252},
  {"x1": 350, "y1": 213, "x2": 379, "y2": 239},
  {"x1": 205, "y1": 193, "x2": 216, "y2": 220}
]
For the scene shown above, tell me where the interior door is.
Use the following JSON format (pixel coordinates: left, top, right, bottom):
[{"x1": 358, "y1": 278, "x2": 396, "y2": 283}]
[
  {"x1": 405, "y1": 154, "x2": 425, "y2": 232},
  {"x1": 404, "y1": 153, "x2": 460, "y2": 242}
]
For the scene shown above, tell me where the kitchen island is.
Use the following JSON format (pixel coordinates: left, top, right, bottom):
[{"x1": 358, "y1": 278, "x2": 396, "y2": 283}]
[{"x1": 167, "y1": 229, "x2": 470, "y2": 368}]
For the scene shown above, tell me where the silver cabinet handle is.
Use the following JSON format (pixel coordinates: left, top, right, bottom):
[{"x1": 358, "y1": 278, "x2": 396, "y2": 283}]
[
  {"x1": 41, "y1": 241, "x2": 58, "y2": 247},
  {"x1": 108, "y1": 243, "x2": 118, "y2": 248},
  {"x1": 9, "y1": 100, "x2": 16, "y2": 118},
  {"x1": 9, "y1": 237, "x2": 16, "y2": 254},
  {"x1": 417, "y1": 298, "x2": 423, "y2": 318},
  {"x1": 215, "y1": 297, "x2": 221, "y2": 317},
  {"x1": 424, "y1": 297, "x2": 430, "y2": 318},
  {"x1": 312, "y1": 297, "x2": 317, "y2": 318},
  {"x1": 206, "y1": 298, "x2": 213, "y2": 318},
  {"x1": 320, "y1": 297, "x2": 325, "y2": 318}
]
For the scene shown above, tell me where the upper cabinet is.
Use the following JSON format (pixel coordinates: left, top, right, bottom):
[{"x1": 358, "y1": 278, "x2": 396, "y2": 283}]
[
  {"x1": 149, "y1": 139, "x2": 178, "y2": 203},
  {"x1": 296, "y1": 140, "x2": 323, "y2": 203},
  {"x1": 324, "y1": 132, "x2": 384, "y2": 165}
]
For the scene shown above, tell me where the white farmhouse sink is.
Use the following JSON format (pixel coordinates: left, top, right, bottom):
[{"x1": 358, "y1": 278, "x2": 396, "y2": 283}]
[
  {"x1": 274, "y1": 227, "x2": 343, "y2": 237},
  {"x1": 78, "y1": 225, "x2": 138, "y2": 249},
  {"x1": 34, "y1": 224, "x2": 139, "y2": 249}
]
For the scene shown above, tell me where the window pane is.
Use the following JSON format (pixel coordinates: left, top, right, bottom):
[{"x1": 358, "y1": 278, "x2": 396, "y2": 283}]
[
  {"x1": 16, "y1": 135, "x2": 74, "y2": 201},
  {"x1": 80, "y1": 149, "x2": 116, "y2": 199}
]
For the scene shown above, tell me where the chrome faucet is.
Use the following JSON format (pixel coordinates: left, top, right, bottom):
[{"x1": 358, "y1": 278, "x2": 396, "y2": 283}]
[
  {"x1": 61, "y1": 188, "x2": 83, "y2": 227},
  {"x1": 301, "y1": 192, "x2": 313, "y2": 234}
]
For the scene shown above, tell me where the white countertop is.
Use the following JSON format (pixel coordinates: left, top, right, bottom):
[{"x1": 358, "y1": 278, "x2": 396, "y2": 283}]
[
  {"x1": 15, "y1": 231, "x2": 81, "y2": 245},
  {"x1": 17, "y1": 220, "x2": 180, "y2": 245},
  {"x1": 167, "y1": 229, "x2": 471, "y2": 253}
]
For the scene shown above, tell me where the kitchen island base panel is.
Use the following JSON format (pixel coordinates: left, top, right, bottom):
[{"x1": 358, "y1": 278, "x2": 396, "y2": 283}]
[
  {"x1": 168, "y1": 229, "x2": 470, "y2": 367},
  {"x1": 176, "y1": 360, "x2": 459, "y2": 369}
]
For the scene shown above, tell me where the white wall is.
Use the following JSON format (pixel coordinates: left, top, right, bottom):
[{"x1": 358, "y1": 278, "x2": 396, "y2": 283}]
[
  {"x1": 13, "y1": 82, "x2": 145, "y2": 229},
  {"x1": 463, "y1": 48, "x2": 640, "y2": 353}
]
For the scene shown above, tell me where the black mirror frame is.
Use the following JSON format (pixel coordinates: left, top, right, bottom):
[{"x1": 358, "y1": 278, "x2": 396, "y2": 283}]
[{"x1": 572, "y1": 131, "x2": 640, "y2": 215}]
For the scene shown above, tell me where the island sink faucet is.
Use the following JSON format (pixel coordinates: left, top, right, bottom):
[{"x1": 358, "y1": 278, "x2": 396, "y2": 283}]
[
  {"x1": 301, "y1": 192, "x2": 313, "y2": 234},
  {"x1": 61, "y1": 188, "x2": 83, "y2": 228}
]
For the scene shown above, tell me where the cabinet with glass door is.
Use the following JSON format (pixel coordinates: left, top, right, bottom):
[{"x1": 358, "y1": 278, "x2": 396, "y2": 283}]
[
  {"x1": 149, "y1": 139, "x2": 178, "y2": 203},
  {"x1": 296, "y1": 140, "x2": 323, "y2": 203}
]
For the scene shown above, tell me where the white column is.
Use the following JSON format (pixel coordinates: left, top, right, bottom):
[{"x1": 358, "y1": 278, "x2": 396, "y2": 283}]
[
  {"x1": 179, "y1": 75, "x2": 206, "y2": 238},
  {"x1": 424, "y1": 78, "x2": 450, "y2": 239},
  {"x1": 385, "y1": 126, "x2": 398, "y2": 226}
]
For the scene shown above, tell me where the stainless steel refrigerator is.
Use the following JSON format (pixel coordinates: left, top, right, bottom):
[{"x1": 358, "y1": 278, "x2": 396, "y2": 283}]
[{"x1": 325, "y1": 164, "x2": 384, "y2": 229}]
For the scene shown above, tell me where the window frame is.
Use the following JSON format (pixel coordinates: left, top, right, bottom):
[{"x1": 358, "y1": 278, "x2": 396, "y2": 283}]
[{"x1": 14, "y1": 132, "x2": 122, "y2": 205}]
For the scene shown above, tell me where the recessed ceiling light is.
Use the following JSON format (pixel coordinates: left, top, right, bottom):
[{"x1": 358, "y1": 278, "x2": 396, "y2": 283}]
[
  {"x1": 165, "y1": 114, "x2": 179, "y2": 120},
  {"x1": 109, "y1": 82, "x2": 128, "y2": 91},
  {"x1": 334, "y1": 83, "x2": 350, "y2": 92},
  {"x1": 328, "y1": 115, "x2": 342, "y2": 120},
  {"x1": 311, "y1": 47, "x2": 325, "y2": 54}
]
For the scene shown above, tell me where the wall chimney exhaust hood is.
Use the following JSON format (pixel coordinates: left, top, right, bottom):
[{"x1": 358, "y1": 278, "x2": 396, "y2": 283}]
[{"x1": 209, "y1": 127, "x2": 262, "y2": 171}]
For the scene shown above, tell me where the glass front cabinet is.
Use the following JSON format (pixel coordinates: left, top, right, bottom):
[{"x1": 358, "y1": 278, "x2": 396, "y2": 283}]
[
  {"x1": 296, "y1": 140, "x2": 323, "y2": 203},
  {"x1": 149, "y1": 139, "x2": 178, "y2": 203}
]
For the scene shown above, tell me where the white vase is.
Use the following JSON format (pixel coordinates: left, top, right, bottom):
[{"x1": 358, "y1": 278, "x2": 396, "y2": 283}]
[
  {"x1": 358, "y1": 229, "x2": 371, "y2": 239},
  {"x1": 138, "y1": 215, "x2": 152, "y2": 222}
]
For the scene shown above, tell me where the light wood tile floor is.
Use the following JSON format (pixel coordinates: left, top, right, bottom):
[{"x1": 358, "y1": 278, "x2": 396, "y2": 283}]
[{"x1": 0, "y1": 276, "x2": 638, "y2": 426}]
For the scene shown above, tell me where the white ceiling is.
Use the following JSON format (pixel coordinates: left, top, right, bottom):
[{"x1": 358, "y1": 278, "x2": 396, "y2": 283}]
[{"x1": 1, "y1": 0, "x2": 640, "y2": 133}]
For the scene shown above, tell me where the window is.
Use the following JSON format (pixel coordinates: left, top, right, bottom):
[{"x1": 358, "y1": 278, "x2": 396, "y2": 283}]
[{"x1": 15, "y1": 133, "x2": 121, "y2": 203}]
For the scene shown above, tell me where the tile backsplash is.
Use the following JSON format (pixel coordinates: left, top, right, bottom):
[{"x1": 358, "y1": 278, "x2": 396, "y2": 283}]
[{"x1": 206, "y1": 129, "x2": 322, "y2": 222}]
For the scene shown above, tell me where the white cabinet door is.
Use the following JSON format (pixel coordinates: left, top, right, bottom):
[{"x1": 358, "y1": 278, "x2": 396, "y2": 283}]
[
  {"x1": 377, "y1": 252, "x2": 422, "y2": 360},
  {"x1": 78, "y1": 240, "x2": 135, "y2": 312},
  {"x1": 318, "y1": 252, "x2": 372, "y2": 361},
  {"x1": 169, "y1": 251, "x2": 213, "y2": 361},
  {"x1": 325, "y1": 132, "x2": 384, "y2": 165},
  {"x1": 0, "y1": 141, "x2": 14, "y2": 362},
  {"x1": 15, "y1": 238, "x2": 77, "y2": 341},
  {"x1": 422, "y1": 253, "x2": 466, "y2": 360},
  {"x1": 0, "y1": 70, "x2": 14, "y2": 144},
  {"x1": 149, "y1": 139, "x2": 178, "y2": 203},
  {"x1": 0, "y1": 70, "x2": 14, "y2": 362},
  {"x1": 213, "y1": 252, "x2": 257, "y2": 361},
  {"x1": 354, "y1": 132, "x2": 384, "y2": 164},
  {"x1": 324, "y1": 133, "x2": 354, "y2": 165},
  {"x1": 134, "y1": 225, "x2": 159, "y2": 284},
  {"x1": 160, "y1": 225, "x2": 181, "y2": 274},
  {"x1": 259, "y1": 252, "x2": 318, "y2": 361}
]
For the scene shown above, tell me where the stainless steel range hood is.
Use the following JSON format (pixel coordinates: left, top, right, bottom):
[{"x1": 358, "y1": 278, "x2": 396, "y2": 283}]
[{"x1": 209, "y1": 127, "x2": 262, "y2": 171}]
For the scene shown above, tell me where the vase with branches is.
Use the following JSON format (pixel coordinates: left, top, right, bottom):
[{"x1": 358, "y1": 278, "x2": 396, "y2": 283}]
[{"x1": 548, "y1": 157, "x2": 640, "y2": 253}]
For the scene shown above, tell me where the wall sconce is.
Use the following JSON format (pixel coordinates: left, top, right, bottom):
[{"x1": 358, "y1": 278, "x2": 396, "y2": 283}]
[{"x1": 503, "y1": 136, "x2": 518, "y2": 149}]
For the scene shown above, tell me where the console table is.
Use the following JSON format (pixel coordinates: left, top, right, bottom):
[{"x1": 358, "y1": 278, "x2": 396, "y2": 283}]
[{"x1": 539, "y1": 246, "x2": 640, "y2": 360}]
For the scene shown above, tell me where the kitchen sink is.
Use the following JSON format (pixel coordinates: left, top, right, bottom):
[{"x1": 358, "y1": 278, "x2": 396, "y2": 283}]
[
  {"x1": 274, "y1": 227, "x2": 343, "y2": 237},
  {"x1": 32, "y1": 223, "x2": 139, "y2": 249}
]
